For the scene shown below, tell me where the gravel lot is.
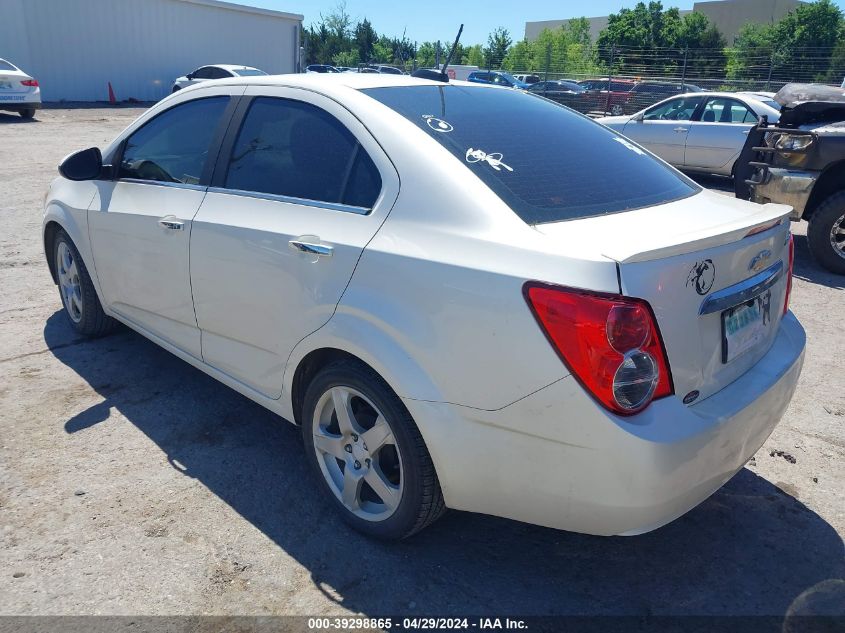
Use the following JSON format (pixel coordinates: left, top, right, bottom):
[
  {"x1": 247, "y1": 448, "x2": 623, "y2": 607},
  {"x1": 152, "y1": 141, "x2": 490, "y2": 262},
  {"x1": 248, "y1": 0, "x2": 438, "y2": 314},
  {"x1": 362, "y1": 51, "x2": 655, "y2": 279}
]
[{"x1": 1, "y1": 107, "x2": 843, "y2": 618}]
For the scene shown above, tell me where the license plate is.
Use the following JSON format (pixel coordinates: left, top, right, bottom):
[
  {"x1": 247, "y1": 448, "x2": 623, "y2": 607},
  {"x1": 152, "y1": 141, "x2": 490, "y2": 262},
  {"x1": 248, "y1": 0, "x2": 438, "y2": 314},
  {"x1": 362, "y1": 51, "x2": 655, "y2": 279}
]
[{"x1": 721, "y1": 290, "x2": 772, "y2": 363}]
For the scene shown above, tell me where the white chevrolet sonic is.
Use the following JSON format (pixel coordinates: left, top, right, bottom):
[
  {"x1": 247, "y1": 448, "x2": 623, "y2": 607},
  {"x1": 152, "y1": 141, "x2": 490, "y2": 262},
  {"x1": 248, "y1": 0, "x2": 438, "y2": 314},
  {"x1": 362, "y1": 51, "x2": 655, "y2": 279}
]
[{"x1": 43, "y1": 74, "x2": 805, "y2": 540}]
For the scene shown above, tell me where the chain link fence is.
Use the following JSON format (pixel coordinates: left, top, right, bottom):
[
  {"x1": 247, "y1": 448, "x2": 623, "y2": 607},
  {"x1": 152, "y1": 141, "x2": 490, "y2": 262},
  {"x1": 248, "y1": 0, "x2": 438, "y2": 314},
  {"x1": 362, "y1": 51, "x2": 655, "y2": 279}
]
[{"x1": 479, "y1": 44, "x2": 845, "y2": 116}]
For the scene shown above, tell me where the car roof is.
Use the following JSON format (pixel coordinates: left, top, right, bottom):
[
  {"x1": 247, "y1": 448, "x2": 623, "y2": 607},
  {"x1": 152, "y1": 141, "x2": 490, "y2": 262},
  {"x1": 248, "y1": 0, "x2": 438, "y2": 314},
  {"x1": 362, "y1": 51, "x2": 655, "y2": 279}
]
[
  {"x1": 210, "y1": 64, "x2": 262, "y2": 71},
  {"x1": 175, "y1": 72, "x2": 481, "y2": 97}
]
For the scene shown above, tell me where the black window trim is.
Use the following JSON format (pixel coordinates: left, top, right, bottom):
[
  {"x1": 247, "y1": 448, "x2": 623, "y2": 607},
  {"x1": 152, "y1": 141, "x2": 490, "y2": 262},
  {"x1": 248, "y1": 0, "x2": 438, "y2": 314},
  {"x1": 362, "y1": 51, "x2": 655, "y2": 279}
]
[
  {"x1": 110, "y1": 94, "x2": 239, "y2": 188},
  {"x1": 209, "y1": 94, "x2": 382, "y2": 215}
]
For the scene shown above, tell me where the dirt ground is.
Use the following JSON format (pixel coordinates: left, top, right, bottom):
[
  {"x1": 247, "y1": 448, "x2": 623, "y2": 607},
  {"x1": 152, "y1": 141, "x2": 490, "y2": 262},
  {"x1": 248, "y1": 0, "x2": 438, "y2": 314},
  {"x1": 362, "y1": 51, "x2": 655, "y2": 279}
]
[{"x1": 1, "y1": 107, "x2": 843, "y2": 618}]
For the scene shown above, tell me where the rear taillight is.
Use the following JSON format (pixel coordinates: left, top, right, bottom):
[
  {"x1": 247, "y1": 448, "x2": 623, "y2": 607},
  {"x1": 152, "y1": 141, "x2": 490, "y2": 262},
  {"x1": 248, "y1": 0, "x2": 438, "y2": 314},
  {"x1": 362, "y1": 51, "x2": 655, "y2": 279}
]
[
  {"x1": 525, "y1": 283, "x2": 673, "y2": 416},
  {"x1": 21, "y1": 79, "x2": 38, "y2": 87},
  {"x1": 784, "y1": 233, "x2": 794, "y2": 315}
]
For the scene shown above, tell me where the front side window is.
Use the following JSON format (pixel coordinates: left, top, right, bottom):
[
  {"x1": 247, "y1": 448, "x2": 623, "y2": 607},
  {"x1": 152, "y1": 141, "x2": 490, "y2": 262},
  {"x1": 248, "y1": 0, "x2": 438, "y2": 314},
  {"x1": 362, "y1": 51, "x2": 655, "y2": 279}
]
[
  {"x1": 363, "y1": 85, "x2": 698, "y2": 224},
  {"x1": 223, "y1": 97, "x2": 382, "y2": 209},
  {"x1": 119, "y1": 97, "x2": 229, "y2": 184},
  {"x1": 192, "y1": 67, "x2": 214, "y2": 79},
  {"x1": 208, "y1": 67, "x2": 232, "y2": 79},
  {"x1": 644, "y1": 96, "x2": 703, "y2": 121}
]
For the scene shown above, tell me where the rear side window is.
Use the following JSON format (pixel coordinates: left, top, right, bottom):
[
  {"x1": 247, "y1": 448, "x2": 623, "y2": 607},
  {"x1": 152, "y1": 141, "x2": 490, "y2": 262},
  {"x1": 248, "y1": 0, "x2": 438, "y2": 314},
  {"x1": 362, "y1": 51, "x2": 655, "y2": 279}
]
[
  {"x1": 363, "y1": 85, "x2": 697, "y2": 224},
  {"x1": 701, "y1": 97, "x2": 754, "y2": 123},
  {"x1": 0, "y1": 59, "x2": 18, "y2": 71},
  {"x1": 119, "y1": 96, "x2": 229, "y2": 184},
  {"x1": 223, "y1": 97, "x2": 381, "y2": 209}
]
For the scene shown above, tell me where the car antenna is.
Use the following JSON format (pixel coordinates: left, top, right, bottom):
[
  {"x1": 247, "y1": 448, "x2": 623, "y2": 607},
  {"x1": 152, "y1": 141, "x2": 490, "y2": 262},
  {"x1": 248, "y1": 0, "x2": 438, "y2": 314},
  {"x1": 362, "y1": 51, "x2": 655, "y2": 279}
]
[{"x1": 412, "y1": 24, "x2": 463, "y2": 83}]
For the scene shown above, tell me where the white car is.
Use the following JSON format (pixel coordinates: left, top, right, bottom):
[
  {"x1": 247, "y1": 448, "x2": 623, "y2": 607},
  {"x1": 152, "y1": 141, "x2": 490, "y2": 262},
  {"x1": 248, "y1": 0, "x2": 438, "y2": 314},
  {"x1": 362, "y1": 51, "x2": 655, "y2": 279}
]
[
  {"x1": 0, "y1": 58, "x2": 41, "y2": 119},
  {"x1": 171, "y1": 64, "x2": 267, "y2": 92},
  {"x1": 598, "y1": 92, "x2": 781, "y2": 176},
  {"x1": 43, "y1": 74, "x2": 805, "y2": 540}
]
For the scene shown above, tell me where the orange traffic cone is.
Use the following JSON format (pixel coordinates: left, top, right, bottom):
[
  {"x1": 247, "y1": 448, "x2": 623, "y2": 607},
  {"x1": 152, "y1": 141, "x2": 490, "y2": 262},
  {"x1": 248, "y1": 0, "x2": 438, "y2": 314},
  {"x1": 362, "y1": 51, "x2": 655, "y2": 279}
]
[{"x1": 107, "y1": 82, "x2": 116, "y2": 105}]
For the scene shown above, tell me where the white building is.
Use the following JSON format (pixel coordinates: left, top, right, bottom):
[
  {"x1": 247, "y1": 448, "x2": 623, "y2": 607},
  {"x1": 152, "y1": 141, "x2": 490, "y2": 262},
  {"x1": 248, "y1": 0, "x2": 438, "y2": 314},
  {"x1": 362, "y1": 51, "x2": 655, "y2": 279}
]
[{"x1": 0, "y1": 0, "x2": 303, "y2": 102}]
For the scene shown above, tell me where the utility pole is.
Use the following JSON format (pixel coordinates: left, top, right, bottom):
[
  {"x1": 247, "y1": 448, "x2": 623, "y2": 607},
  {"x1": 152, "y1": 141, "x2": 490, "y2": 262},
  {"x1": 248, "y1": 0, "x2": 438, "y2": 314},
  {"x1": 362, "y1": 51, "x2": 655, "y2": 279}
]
[
  {"x1": 681, "y1": 48, "x2": 688, "y2": 90},
  {"x1": 605, "y1": 44, "x2": 616, "y2": 115},
  {"x1": 765, "y1": 53, "x2": 774, "y2": 91}
]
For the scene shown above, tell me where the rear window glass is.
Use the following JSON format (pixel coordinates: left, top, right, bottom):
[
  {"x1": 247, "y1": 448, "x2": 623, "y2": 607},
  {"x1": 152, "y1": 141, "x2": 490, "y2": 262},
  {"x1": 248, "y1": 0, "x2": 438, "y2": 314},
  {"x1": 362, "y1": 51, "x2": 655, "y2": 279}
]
[
  {"x1": 0, "y1": 60, "x2": 18, "y2": 71},
  {"x1": 234, "y1": 68, "x2": 268, "y2": 76},
  {"x1": 362, "y1": 85, "x2": 698, "y2": 224}
]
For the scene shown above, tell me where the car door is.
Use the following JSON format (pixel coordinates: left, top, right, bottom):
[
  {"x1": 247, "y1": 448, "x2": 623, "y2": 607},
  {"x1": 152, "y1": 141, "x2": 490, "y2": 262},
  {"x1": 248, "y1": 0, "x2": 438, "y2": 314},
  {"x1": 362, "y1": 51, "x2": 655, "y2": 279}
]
[
  {"x1": 190, "y1": 88, "x2": 400, "y2": 398},
  {"x1": 621, "y1": 95, "x2": 704, "y2": 166},
  {"x1": 87, "y1": 90, "x2": 239, "y2": 357},
  {"x1": 684, "y1": 96, "x2": 757, "y2": 173}
]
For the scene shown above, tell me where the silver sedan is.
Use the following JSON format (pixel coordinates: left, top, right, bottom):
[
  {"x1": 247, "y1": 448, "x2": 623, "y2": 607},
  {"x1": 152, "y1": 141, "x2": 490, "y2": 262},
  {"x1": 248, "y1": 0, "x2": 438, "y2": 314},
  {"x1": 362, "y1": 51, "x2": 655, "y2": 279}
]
[{"x1": 597, "y1": 92, "x2": 781, "y2": 176}]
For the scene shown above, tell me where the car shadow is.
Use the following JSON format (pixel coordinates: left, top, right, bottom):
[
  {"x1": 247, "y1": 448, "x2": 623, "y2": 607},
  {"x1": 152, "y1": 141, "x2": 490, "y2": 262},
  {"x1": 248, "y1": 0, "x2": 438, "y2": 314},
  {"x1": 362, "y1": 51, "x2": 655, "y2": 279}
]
[
  {"x1": 792, "y1": 231, "x2": 845, "y2": 290},
  {"x1": 0, "y1": 111, "x2": 37, "y2": 123},
  {"x1": 45, "y1": 312, "x2": 845, "y2": 616}
]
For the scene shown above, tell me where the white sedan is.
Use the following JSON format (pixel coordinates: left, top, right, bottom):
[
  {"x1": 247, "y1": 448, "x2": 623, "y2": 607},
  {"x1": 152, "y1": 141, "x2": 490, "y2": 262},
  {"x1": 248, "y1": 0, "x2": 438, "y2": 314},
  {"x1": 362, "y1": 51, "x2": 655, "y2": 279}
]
[
  {"x1": 598, "y1": 92, "x2": 781, "y2": 176},
  {"x1": 43, "y1": 74, "x2": 805, "y2": 540},
  {"x1": 171, "y1": 64, "x2": 267, "y2": 92},
  {"x1": 0, "y1": 58, "x2": 41, "y2": 119}
]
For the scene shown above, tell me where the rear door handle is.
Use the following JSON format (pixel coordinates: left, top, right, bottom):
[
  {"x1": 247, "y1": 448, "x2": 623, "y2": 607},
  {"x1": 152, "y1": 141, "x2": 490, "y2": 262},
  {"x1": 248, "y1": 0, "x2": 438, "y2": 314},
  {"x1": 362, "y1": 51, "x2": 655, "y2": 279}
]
[
  {"x1": 158, "y1": 216, "x2": 184, "y2": 230},
  {"x1": 673, "y1": 127, "x2": 688, "y2": 133},
  {"x1": 289, "y1": 239, "x2": 333, "y2": 257}
]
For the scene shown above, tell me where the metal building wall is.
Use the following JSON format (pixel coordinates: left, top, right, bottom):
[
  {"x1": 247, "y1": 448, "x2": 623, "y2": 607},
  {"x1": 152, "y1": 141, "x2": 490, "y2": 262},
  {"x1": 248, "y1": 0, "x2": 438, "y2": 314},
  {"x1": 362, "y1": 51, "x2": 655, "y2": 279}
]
[{"x1": 0, "y1": 0, "x2": 303, "y2": 102}]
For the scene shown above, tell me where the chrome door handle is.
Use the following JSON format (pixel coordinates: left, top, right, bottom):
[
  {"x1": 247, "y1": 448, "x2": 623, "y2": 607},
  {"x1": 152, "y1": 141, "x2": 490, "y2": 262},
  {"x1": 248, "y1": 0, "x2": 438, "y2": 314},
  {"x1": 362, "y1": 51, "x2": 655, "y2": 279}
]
[
  {"x1": 158, "y1": 217, "x2": 184, "y2": 230},
  {"x1": 673, "y1": 127, "x2": 688, "y2": 133},
  {"x1": 289, "y1": 240, "x2": 333, "y2": 257}
]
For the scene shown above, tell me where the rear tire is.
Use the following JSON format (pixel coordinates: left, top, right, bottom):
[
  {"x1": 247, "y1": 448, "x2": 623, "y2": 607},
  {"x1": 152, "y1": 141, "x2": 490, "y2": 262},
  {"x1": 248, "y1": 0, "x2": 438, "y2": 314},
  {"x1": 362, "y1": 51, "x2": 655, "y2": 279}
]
[
  {"x1": 301, "y1": 359, "x2": 446, "y2": 540},
  {"x1": 53, "y1": 229, "x2": 117, "y2": 336},
  {"x1": 807, "y1": 191, "x2": 845, "y2": 275},
  {"x1": 19, "y1": 108, "x2": 35, "y2": 119}
]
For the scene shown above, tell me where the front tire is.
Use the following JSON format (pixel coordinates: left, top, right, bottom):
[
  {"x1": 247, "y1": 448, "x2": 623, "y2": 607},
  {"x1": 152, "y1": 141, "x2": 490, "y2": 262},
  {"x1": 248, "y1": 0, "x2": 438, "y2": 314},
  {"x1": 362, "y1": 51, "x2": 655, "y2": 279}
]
[
  {"x1": 19, "y1": 108, "x2": 35, "y2": 119},
  {"x1": 807, "y1": 191, "x2": 845, "y2": 275},
  {"x1": 53, "y1": 230, "x2": 116, "y2": 336},
  {"x1": 301, "y1": 359, "x2": 445, "y2": 540}
]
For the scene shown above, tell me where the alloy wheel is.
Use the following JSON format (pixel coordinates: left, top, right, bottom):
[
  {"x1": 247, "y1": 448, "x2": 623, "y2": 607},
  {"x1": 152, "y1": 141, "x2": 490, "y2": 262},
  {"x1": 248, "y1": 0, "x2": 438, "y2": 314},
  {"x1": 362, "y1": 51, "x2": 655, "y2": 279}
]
[
  {"x1": 830, "y1": 213, "x2": 845, "y2": 260},
  {"x1": 56, "y1": 241, "x2": 83, "y2": 322},
  {"x1": 311, "y1": 386, "x2": 403, "y2": 521}
]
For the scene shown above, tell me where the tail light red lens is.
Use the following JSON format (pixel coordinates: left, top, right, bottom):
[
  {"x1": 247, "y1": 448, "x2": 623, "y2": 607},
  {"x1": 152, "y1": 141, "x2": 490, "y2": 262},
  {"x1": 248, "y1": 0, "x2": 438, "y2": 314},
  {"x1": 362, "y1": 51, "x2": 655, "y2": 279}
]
[
  {"x1": 784, "y1": 233, "x2": 794, "y2": 315},
  {"x1": 524, "y1": 283, "x2": 673, "y2": 415},
  {"x1": 21, "y1": 79, "x2": 38, "y2": 87}
]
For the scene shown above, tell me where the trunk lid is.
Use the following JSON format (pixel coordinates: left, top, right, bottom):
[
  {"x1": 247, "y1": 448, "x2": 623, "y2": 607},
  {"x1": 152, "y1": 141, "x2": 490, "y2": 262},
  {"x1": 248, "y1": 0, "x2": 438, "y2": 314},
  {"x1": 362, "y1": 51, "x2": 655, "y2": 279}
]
[
  {"x1": 535, "y1": 190, "x2": 793, "y2": 403},
  {"x1": 0, "y1": 69, "x2": 33, "y2": 96}
]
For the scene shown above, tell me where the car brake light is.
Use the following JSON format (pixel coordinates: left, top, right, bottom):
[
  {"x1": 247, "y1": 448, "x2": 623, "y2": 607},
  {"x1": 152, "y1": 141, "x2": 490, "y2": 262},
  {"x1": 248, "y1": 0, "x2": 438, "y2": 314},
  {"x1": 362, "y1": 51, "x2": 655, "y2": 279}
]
[
  {"x1": 21, "y1": 79, "x2": 38, "y2": 87},
  {"x1": 524, "y1": 283, "x2": 673, "y2": 415},
  {"x1": 784, "y1": 233, "x2": 794, "y2": 315}
]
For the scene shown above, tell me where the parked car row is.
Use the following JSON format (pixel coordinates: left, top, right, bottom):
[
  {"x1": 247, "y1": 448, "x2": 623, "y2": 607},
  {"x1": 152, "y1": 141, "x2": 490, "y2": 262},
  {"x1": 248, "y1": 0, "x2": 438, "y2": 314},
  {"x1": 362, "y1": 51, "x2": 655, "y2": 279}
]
[
  {"x1": 306, "y1": 64, "x2": 405, "y2": 75},
  {"x1": 0, "y1": 57, "x2": 40, "y2": 118}
]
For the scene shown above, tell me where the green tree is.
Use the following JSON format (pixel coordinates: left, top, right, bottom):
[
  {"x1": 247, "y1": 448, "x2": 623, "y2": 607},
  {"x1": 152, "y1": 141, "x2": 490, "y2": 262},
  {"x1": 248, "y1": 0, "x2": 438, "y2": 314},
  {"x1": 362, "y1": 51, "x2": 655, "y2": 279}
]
[
  {"x1": 677, "y1": 12, "x2": 727, "y2": 79},
  {"x1": 354, "y1": 18, "x2": 377, "y2": 63},
  {"x1": 484, "y1": 27, "x2": 512, "y2": 68},
  {"x1": 333, "y1": 50, "x2": 360, "y2": 68},
  {"x1": 464, "y1": 44, "x2": 484, "y2": 66},
  {"x1": 416, "y1": 41, "x2": 437, "y2": 67}
]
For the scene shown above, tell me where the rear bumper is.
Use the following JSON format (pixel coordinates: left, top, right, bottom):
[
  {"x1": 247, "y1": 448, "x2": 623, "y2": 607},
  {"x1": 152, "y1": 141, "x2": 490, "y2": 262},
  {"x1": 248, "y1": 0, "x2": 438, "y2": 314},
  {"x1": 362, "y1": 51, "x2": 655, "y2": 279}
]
[
  {"x1": 408, "y1": 312, "x2": 805, "y2": 536},
  {"x1": 752, "y1": 167, "x2": 818, "y2": 219},
  {"x1": 0, "y1": 97, "x2": 41, "y2": 112}
]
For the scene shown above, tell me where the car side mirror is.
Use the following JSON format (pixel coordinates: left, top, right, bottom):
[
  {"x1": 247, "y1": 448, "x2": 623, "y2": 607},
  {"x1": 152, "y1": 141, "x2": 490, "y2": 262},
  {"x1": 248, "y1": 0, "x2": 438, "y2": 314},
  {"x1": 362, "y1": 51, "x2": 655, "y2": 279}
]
[
  {"x1": 59, "y1": 147, "x2": 103, "y2": 181},
  {"x1": 186, "y1": 72, "x2": 195, "y2": 80},
  {"x1": 634, "y1": 112, "x2": 645, "y2": 122}
]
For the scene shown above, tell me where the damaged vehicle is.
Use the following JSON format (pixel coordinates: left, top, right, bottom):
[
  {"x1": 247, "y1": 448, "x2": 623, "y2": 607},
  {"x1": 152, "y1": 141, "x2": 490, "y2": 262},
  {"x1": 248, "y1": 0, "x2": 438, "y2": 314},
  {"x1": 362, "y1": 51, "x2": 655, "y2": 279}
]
[{"x1": 737, "y1": 83, "x2": 845, "y2": 274}]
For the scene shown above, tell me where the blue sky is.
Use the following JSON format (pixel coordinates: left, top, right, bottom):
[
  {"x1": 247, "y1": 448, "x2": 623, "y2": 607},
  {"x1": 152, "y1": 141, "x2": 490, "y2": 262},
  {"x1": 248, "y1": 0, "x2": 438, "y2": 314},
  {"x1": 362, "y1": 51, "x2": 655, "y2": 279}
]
[{"x1": 247, "y1": 0, "x2": 845, "y2": 45}]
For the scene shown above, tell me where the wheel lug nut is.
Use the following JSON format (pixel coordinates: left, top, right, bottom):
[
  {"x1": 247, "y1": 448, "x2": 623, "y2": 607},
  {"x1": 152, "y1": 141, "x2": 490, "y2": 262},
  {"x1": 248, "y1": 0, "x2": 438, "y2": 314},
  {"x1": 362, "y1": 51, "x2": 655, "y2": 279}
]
[
  {"x1": 365, "y1": 458, "x2": 371, "y2": 466},
  {"x1": 344, "y1": 444, "x2": 352, "y2": 453},
  {"x1": 354, "y1": 460, "x2": 361, "y2": 469},
  {"x1": 352, "y1": 433, "x2": 358, "y2": 442}
]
